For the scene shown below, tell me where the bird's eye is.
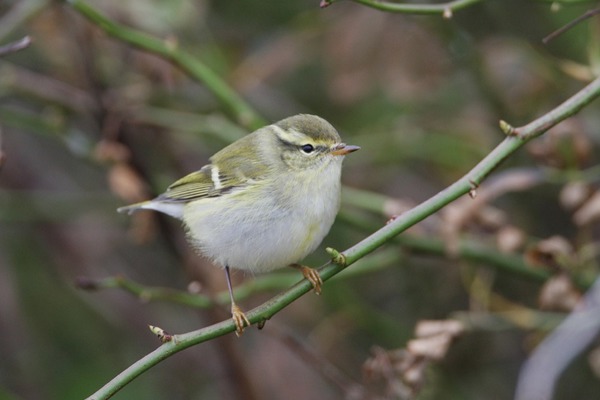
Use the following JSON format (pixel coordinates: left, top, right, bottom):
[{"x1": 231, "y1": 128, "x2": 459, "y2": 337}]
[{"x1": 300, "y1": 144, "x2": 315, "y2": 154}]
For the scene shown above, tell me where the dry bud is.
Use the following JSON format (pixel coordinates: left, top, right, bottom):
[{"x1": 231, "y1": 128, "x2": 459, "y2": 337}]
[
  {"x1": 496, "y1": 225, "x2": 526, "y2": 253},
  {"x1": 559, "y1": 181, "x2": 591, "y2": 211},
  {"x1": 538, "y1": 274, "x2": 581, "y2": 312},
  {"x1": 573, "y1": 191, "x2": 600, "y2": 226}
]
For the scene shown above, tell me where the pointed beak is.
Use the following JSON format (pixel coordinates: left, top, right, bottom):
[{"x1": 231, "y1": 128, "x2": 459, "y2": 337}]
[{"x1": 331, "y1": 143, "x2": 360, "y2": 156}]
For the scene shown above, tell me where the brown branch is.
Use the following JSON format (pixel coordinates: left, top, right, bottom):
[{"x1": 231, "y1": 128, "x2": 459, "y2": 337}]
[{"x1": 543, "y1": 7, "x2": 600, "y2": 44}]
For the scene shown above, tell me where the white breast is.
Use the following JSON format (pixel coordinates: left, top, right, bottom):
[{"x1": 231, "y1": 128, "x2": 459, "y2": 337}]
[{"x1": 182, "y1": 160, "x2": 343, "y2": 273}]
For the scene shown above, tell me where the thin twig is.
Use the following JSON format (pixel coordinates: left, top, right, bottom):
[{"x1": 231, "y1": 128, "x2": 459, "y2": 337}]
[
  {"x1": 321, "y1": 0, "x2": 483, "y2": 17},
  {"x1": 77, "y1": 231, "x2": 558, "y2": 315},
  {"x1": 0, "y1": 36, "x2": 32, "y2": 56},
  {"x1": 265, "y1": 322, "x2": 369, "y2": 397},
  {"x1": 543, "y1": 7, "x2": 600, "y2": 44},
  {"x1": 85, "y1": 76, "x2": 600, "y2": 400}
]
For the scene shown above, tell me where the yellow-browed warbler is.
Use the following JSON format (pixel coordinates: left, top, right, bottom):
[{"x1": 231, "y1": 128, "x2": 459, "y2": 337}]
[{"x1": 118, "y1": 114, "x2": 359, "y2": 335}]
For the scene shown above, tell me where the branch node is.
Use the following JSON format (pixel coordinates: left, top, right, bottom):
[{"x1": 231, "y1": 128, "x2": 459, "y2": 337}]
[
  {"x1": 149, "y1": 325, "x2": 173, "y2": 343},
  {"x1": 443, "y1": 7, "x2": 453, "y2": 19},
  {"x1": 386, "y1": 215, "x2": 399, "y2": 225},
  {"x1": 468, "y1": 179, "x2": 479, "y2": 199},
  {"x1": 257, "y1": 319, "x2": 268, "y2": 330},
  {"x1": 499, "y1": 120, "x2": 516, "y2": 136},
  {"x1": 326, "y1": 247, "x2": 347, "y2": 267},
  {"x1": 319, "y1": 0, "x2": 334, "y2": 8}
]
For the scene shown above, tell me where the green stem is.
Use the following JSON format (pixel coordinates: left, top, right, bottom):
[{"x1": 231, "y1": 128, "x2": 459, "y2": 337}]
[
  {"x1": 323, "y1": 0, "x2": 483, "y2": 15},
  {"x1": 67, "y1": 0, "x2": 265, "y2": 129},
  {"x1": 91, "y1": 276, "x2": 213, "y2": 308},
  {"x1": 78, "y1": 249, "x2": 398, "y2": 309},
  {"x1": 323, "y1": 0, "x2": 592, "y2": 14},
  {"x1": 86, "y1": 76, "x2": 600, "y2": 400}
]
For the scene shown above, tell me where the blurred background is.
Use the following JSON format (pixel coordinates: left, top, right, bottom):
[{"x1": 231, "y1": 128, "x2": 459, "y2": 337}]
[{"x1": 1, "y1": 0, "x2": 600, "y2": 399}]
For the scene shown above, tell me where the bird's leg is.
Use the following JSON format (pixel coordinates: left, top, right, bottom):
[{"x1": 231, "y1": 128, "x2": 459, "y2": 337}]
[
  {"x1": 225, "y1": 266, "x2": 250, "y2": 336},
  {"x1": 290, "y1": 263, "x2": 323, "y2": 295}
]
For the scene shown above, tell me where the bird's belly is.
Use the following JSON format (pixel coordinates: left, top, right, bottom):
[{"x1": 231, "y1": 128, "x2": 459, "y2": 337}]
[{"x1": 182, "y1": 195, "x2": 336, "y2": 273}]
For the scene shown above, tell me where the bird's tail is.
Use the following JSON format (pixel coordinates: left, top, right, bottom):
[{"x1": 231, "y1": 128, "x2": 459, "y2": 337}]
[
  {"x1": 117, "y1": 201, "x2": 152, "y2": 215},
  {"x1": 117, "y1": 200, "x2": 184, "y2": 219}
]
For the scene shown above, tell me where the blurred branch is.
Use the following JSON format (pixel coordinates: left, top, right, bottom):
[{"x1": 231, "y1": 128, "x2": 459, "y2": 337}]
[
  {"x1": 75, "y1": 276, "x2": 213, "y2": 308},
  {"x1": 0, "y1": 36, "x2": 32, "y2": 57},
  {"x1": 130, "y1": 107, "x2": 247, "y2": 144},
  {"x1": 321, "y1": 0, "x2": 483, "y2": 16},
  {"x1": 543, "y1": 7, "x2": 600, "y2": 44},
  {"x1": 67, "y1": 0, "x2": 266, "y2": 129},
  {"x1": 86, "y1": 76, "x2": 600, "y2": 400},
  {"x1": 265, "y1": 323, "x2": 369, "y2": 398},
  {"x1": 515, "y1": 277, "x2": 600, "y2": 400},
  {"x1": 77, "y1": 222, "x2": 558, "y2": 316},
  {"x1": 338, "y1": 210, "x2": 554, "y2": 284},
  {"x1": 453, "y1": 310, "x2": 565, "y2": 333},
  {"x1": 0, "y1": 0, "x2": 48, "y2": 41},
  {"x1": 1, "y1": 64, "x2": 97, "y2": 112},
  {"x1": 77, "y1": 248, "x2": 400, "y2": 308}
]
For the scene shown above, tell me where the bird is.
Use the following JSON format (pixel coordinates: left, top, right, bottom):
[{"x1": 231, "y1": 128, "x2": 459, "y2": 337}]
[{"x1": 118, "y1": 114, "x2": 359, "y2": 335}]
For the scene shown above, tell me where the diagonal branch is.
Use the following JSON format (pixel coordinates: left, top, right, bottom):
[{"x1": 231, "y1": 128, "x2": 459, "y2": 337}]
[
  {"x1": 542, "y1": 7, "x2": 600, "y2": 44},
  {"x1": 321, "y1": 0, "x2": 483, "y2": 16},
  {"x1": 0, "y1": 36, "x2": 32, "y2": 56},
  {"x1": 86, "y1": 75, "x2": 600, "y2": 399}
]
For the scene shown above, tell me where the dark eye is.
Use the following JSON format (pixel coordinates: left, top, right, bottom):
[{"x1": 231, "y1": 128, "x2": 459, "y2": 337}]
[{"x1": 300, "y1": 144, "x2": 315, "y2": 154}]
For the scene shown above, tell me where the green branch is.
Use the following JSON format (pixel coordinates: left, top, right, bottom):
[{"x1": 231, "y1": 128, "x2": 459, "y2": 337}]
[
  {"x1": 342, "y1": 81, "x2": 600, "y2": 269},
  {"x1": 75, "y1": 276, "x2": 213, "y2": 308},
  {"x1": 67, "y1": 0, "x2": 265, "y2": 129},
  {"x1": 321, "y1": 0, "x2": 593, "y2": 14},
  {"x1": 321, "y1": 0, "x2": 483, "y2": 16},
  {"x1": 78, "y1": 233, "x2": 552, "y2": 317},
  {"x1": 86, "y1": 75, "x2": 600, "y2": 400}
]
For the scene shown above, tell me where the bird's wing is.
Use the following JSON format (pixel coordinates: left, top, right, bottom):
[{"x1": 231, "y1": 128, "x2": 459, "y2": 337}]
[
  {"x1": 158, "y1": 131, "x2": 272, "y2": 202},
  {"x1": 157, "y1": 161, "x2": 268, "y2": 203},
  {"x1": 155, "y1": 165, "x2": 224, "y2": 201}
]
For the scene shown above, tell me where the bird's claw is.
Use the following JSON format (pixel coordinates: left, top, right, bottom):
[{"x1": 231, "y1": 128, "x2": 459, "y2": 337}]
[
  {"x1": 231, "y1": 303, "x2": 250, "y2": 337},
  {"x1": 300, "y1": 265, "x2": 323, "y2": 295}
]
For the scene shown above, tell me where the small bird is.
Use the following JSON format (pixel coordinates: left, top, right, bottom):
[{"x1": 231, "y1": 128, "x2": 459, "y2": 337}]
[{"x1": 118, "y1": 114, "x2": 359, "y2": 335}]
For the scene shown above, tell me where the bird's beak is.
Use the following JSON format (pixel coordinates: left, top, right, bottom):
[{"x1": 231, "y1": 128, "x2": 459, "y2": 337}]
[{"x1": 331, "y1": 143, "x2": 360, "y2": 156}]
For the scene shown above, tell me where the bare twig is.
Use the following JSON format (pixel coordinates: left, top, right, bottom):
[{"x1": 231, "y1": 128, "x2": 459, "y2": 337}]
[
  {"x1": 0, "y1": 36, "x2": 31, "y2": 57},
  {"x1": 265, "y1": 323, "x2": 368, "y2": 398},
  {"x1": 543, "y1": 7, "x2": 600, "y2": 44}
]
